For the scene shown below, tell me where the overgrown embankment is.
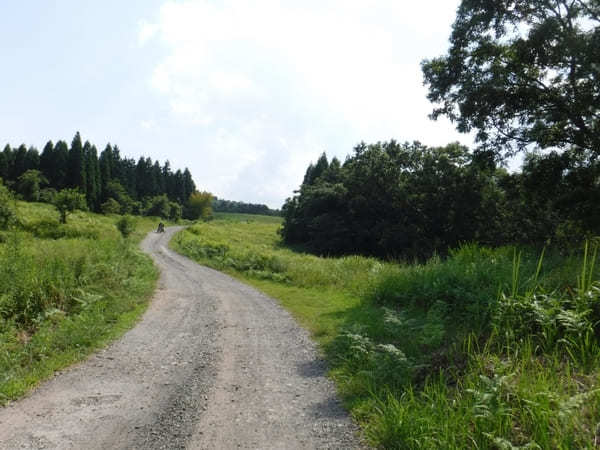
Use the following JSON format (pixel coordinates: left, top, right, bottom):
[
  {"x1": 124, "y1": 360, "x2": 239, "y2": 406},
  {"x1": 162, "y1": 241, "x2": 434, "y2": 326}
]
[
  {"x1": 172, "y1": 214, "x2": 600, "y2": 449},
  {"x1": 0, "y1": 202, "x2": 159, "y2": 403}
]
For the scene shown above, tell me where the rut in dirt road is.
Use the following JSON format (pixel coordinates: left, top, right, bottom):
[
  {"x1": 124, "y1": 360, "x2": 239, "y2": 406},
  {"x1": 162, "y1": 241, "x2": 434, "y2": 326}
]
[{"x1": 0, "y1": 227, "x2": 365, "y2": 449}]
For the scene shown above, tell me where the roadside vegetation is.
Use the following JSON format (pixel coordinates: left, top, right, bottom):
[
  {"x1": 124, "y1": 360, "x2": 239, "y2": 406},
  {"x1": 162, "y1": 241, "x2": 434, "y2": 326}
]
[
  {"x1": 173, "y1": 215, "x2": 600, "y2": 448},
  {"x1": 0, "y1": 200, "x2": 161, "y2": 404}
]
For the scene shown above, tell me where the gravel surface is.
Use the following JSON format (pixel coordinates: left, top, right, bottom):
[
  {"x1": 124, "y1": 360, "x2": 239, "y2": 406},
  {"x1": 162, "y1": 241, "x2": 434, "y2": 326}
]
[{"x1": 0, "y1": 227, "x2": 366, "y2": 449}]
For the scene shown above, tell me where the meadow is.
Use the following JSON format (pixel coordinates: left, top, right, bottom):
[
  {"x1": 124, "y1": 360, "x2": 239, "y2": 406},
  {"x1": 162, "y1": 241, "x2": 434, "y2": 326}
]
[
  {"x1": 0, "y1": 202, "x2": 161, "y2": 403},
  {"x1": 172, "y1": 214, "x2": 600, "y2": 449}
]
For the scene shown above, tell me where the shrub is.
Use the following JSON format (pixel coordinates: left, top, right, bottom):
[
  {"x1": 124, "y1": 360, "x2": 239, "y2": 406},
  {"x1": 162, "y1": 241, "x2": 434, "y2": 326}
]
[
  {"x1": 0, "y1": 181, "x2": 16, "y2": 229},
  {"x1": 101, "y1": 198, "x2": 121, "y2": 215},
  {"x1": 145, "y1": 195, "x2": 170, "y2": 218},
  {"x1": 116, "y1": 215, "x2": 136, "y2": 238}
]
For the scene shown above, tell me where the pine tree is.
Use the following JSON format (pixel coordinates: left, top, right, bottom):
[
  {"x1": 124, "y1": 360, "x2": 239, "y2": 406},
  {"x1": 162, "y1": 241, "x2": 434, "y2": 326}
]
[
  {"x1": 0, "y1": 145, "x2": 12, "y2": 181},
  {"x1": 53, "y1": 141, "x2": 69, "y2": 189},
  {"x1": 67, "y1": 132, "x2": 86, "y2": 193},
  {"x1": 99, "y1": 144, "x2": 113, "y2": 201},
  {"x1": 40, "y1": 141, "x2": 55, "y2": 185},
  {"x1": 84, "y1": 142, "x2": 100, "y2": 211},
  {"x1": 13, "y1": 144, "x2": 28, "y2": 180}
]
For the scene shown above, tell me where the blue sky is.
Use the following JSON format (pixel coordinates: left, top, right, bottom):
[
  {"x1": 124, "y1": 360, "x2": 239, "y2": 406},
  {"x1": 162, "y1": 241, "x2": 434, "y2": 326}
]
[{"x1": 1, "y1": 1, "x2": 470, "y2": 208}]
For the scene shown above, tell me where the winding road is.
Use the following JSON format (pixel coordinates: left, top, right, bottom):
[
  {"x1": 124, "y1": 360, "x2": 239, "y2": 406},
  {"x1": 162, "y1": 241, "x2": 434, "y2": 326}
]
[{"x1": 0, "y1": 227, "x2": 364, "y2": 449}]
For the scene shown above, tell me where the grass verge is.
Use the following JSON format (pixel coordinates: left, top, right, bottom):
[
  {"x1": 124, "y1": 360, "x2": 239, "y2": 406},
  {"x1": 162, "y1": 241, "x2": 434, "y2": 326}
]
[
  {"x1": 0, "y1": 202, "x2": 165, "y2": 404},
  {"x1": 172, "y1": 214, "x2": 600, "y2": 448}
]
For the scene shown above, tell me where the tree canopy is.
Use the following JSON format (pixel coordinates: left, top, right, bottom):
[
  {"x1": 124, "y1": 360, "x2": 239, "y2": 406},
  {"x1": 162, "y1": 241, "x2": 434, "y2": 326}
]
[{"x1": 422, "y1": 0, "x2": 600, "y2": 156}]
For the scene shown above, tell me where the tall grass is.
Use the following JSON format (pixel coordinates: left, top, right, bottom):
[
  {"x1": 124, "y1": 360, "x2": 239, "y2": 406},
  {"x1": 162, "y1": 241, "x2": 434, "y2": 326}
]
[
  {"x1": 172, "y1": 215, "x2": 600, "y2": 448},
  {"x1": 0, "y1": 202, "x2": 160, "y2": 403}
]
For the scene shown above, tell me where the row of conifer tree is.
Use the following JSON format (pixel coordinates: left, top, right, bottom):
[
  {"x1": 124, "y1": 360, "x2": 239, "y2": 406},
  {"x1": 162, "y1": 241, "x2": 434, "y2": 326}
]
[{"x1": 0, "y1": 132, "x2": 196, "y2": 213}]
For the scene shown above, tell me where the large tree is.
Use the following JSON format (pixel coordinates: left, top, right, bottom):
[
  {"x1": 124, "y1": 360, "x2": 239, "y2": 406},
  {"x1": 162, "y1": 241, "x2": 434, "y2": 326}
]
[{"x1": 422, "y1": 0, "x2": 600, "y2": 156}]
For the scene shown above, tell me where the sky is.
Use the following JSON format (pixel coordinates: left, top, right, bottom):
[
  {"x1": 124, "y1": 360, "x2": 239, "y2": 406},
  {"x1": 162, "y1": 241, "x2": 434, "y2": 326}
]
[{"x1": 0, "y1": 0, "x2": 470, "y2": 209}]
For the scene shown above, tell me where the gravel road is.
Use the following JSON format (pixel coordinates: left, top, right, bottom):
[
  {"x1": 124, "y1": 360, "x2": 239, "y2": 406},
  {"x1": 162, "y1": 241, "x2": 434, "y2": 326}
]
[{"x1": 0, "y1": 227, "x2": 365, "y2": 449}]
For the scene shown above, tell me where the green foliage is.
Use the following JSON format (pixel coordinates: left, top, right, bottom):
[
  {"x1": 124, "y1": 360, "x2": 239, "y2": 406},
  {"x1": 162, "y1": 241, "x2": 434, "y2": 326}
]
[
  {"x1": 116, "y1": 215, "x2": 136, "y2": 238},
  {"x1": 186, "y1": 191, "x2": 213, "y2": 220},
  {"x1": 101, "y1": 197, "x2": 122, "y2": 215},
  {"x1": 3, "y1": 133, "x2": 197, "y2": 218},
  {"x1": 212, "y1": 196, "x2": 280, "y2": 216},
  {"x1": 144, "y1": 194, "x2": 170, "y2": 219},
  {"x1": 172, "y1": 215, "x2": 600, "y2": 448},
  {"x1": 53, "y1": 188, "x2": 87, "y2": 223},
  {"x1": 0, "y1": 202, "x2": 159, "y2": 403},
  {"x1": 282, "y1": 142, "x2": 507, "y2": 259},
  {"x1": 422, "y1": 0, "x2": 600, "y2": 157},
  {"x1": 168, "y1": 201, "x2": 182, "y2": 221},
  {"x1": 0, "y1": 180, "x2": 16, "y2": 229},
  {"x1": 16, "y1": 169, "x2": 47, "y2": 202}
]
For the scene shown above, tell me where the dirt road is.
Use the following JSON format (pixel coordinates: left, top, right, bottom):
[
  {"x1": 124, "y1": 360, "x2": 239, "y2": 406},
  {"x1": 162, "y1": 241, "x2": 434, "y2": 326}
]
[{"x1": 0, "y1": 227, "x2": 364, "y2": 449}]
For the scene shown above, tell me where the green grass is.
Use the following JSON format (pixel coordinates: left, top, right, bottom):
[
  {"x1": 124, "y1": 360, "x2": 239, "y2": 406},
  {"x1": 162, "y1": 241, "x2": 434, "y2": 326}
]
[
  {"x1": 172, "y1": 213, "x2": 600, "y2": 449},
  {"x1": 0, "y1": 202, "x2": 166, "y2": 403}
]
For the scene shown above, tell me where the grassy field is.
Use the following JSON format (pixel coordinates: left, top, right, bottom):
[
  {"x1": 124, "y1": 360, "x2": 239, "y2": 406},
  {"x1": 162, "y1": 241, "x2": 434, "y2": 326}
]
[
  {"x1": 0, "y1": 202, "x2": 164, "y2": 404},
  {"x1": 172, "y1": 214, "x2": 600, "y2": 449}
]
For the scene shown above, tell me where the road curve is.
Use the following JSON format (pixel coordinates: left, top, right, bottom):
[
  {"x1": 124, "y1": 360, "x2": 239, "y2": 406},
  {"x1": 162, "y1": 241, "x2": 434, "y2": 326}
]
[{"x1": 0, "y1": 227, "x2": 364, "y2": 449}]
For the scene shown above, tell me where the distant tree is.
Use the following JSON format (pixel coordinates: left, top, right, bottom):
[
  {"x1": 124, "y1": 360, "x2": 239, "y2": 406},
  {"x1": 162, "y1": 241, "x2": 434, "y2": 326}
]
[
  {"x1": 53, "y1": 141, "x2": 69, "y2": 189},
  {"x1": 116, "y1": 215, "x2": 136, "y2": 238},
  {"x1": 67, "y1": 132, "x2": 86, "y2": 192},
  {"x1": 101, "y1": 198, "x2": 122, "y2": 215},
  {"x1": 186, "y1": 191, "x2": 213, "y2": 220},
  {"x1": 0, "y1": 178, "x2": 16, "y2": 229},
  {"x1": 17, "y1": 170, "x2": 48, "y2": 202},
  {"x1": 0, "y1": 145, "x2": 12, "y2": 181},
  {"x1": 84, "y1": 142, "x2": 100, "y2": 211},
  {"x1": 99, "y1": 144, "x2": 113, "y2": 201},
  {"x1": 168, "y1": 201, "x2": 182, "y2": 221},
  {"x1": 13, "y1": 144, "x2": 28, "y2": 180},
  {"x1": 53, "y1": 188, "x2": 87, "y2": 224},
  {"x1": 145, "y1": 194, "x2": 171, "y2": 219},
  {"x1": 422, "y1": 0, "x2": 600, "y2": 157}
]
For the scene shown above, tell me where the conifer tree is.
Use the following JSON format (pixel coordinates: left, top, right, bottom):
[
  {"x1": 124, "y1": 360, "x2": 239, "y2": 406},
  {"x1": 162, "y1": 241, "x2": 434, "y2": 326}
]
[
  {"x1": 67, "y1": 132, "x2": 86, "y2": 193},
  {"x1": 39, "y1": 141, "x2": 55, "y2": 185},
  {"x1": 53, "y1": 141, "x2": 69, "y2": 189},
  {"x1": 84, "y1": 142, "x2": 100, "y2": 211}
]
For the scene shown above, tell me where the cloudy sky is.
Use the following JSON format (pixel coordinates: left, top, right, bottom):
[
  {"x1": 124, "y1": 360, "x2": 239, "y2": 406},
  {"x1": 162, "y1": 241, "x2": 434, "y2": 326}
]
[{"x1": 0, "y1": 0, "x2": 469, "y2": 208}]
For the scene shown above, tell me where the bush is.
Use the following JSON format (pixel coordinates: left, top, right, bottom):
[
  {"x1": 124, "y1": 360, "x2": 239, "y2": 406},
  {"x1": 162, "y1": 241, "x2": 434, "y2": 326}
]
[
  {"x1": 0, "y1": 181, "x2": 16, "y2": 229},
  {"x1": 101, "y1": 198, "x2": 121, "y2": 215},
  {"x1": 145, "y1": 195, "x2": 170, "y2": 218},
  {"x1": 168, "y1": 202, "x2": 182, "y2": 221},
  {"x1": 116, "y1": 215, "x2": 136, "y2": 238}
]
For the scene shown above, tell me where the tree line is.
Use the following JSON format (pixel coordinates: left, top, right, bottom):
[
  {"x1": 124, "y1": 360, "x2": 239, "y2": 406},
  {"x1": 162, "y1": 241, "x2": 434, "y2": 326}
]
[
  {"x1": 281, "y1": 143, "x2": 599, "y2": 260},
  {"x1": 0, "y1": 132, "x2": 204, "y2": 220},
  {"x1": 212, "y1": 197, "x2": 281, "y2": 216}
]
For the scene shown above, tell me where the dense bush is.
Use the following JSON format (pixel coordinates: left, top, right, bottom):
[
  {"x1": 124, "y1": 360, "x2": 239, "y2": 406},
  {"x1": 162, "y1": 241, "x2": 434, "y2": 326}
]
[{"x1": 0, "y1": 180, "x2": 16, "y2": 229}]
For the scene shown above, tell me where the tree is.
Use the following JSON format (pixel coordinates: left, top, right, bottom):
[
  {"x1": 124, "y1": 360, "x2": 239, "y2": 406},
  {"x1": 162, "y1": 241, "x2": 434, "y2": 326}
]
[
  {"x1": 422, "y1": 0, "x2": 600, "y2": 156},
  {"x1": 84, "y1": 143, "x2": 100, "y2": 211},
  {"x1": 67, "y1": 132, "x2": 86, "y2": 192},
  {"x1": 53, "y1": 189, "x2": 87, "y2": 223},
  {"x1": 186, "y1": 191, "x2": 213, "y2": 220},
  {"x1": 145, "y1": 194, "x2": 171, "y2": 219},
  {"x1": 53, "y1": 141, "x2": 69, "y2": 189},
  {"x1": 0, "y1": 178, "x2": 16, "y2": 229},
  {"x1": 101, "y1": 198, "x2": 122, "y2": 215},
  {"x1": 17, "y1": 170, "x2": 47, "y2": 202}
]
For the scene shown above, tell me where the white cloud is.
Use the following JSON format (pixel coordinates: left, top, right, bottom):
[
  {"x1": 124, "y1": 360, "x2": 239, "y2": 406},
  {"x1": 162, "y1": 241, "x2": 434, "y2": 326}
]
[{"x1": 139, "y1": 0, "x2": 467, "y2": 208}]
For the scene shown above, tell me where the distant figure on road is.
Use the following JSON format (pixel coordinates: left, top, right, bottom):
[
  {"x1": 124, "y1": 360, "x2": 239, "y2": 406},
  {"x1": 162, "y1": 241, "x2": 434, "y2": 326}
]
[{"x1": 157, "y1": 222, "x2": 165, "y2": 233}]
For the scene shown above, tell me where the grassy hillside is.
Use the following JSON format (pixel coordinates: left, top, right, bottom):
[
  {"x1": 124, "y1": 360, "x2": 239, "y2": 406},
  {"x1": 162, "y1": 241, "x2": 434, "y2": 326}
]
[
  {"x1": 0, "y1": 202, "x2": 162, "y2": 404},
  {"x1": 172, "y1": 214, "x2": 600, "y2": 449}
]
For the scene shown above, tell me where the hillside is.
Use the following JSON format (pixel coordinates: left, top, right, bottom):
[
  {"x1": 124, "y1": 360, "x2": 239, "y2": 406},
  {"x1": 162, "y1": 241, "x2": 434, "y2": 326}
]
[{"x1": 0, "y1": 201, "x2": 160, "y2": 402}]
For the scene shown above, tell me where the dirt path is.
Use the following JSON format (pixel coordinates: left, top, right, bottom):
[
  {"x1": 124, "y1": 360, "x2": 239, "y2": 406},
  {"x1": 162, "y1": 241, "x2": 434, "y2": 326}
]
[{"x1": 0, "y1": 227, "x2": 364, "y2": 449}]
